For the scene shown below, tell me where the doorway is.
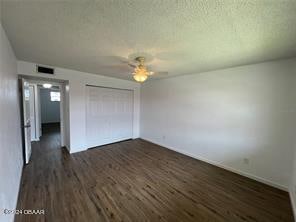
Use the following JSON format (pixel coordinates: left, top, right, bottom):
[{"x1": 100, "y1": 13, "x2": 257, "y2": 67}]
[
  {"x1": 20, "y1": 77, "x2": 69, "y2": 164},
  {"x1": 39, "y1": 86, "x2": 61, "y2": 139}
]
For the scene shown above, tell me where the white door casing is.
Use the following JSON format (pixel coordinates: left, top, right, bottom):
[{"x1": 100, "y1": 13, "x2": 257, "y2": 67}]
[
  {"x1": 22, "y1": 79, "x2": 32, "y2": 164},
  {"x1": 29, "y1": 85, "x2": 37, "y2": 141}
]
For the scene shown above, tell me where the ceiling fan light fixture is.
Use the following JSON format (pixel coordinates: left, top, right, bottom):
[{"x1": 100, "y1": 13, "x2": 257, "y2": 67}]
[
  {"x1": 133, "y1": 73, "x2": 147, "y2": 82},
  {"x1": 132, "y1": 63, "x2": 149, "y2": 82},
  {"x1": 131, "y1": 56, "x2": 166, "y2": 82}
]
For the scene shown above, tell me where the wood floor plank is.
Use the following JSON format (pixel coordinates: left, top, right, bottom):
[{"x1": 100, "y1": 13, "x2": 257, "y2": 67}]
[{"x1": 15, "y1": 124, "x2": 294, "y2": 222}]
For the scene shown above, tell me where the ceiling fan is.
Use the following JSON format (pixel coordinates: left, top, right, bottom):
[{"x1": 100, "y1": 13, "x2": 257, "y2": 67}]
[{"x1": 128, "y1": 56, "x2": 168, "y2": 83}]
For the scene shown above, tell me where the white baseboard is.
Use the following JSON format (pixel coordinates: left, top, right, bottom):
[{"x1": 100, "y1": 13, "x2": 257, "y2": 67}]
[
  {"x1": 69, "y1": 147, "x2": 86, "y2": 154},
  {"x1": 289, "y1": 188, "x2": 296, "y2": 222},
  {"x1": 141, "y1": 138, "x2": 288, "y2": 191}
]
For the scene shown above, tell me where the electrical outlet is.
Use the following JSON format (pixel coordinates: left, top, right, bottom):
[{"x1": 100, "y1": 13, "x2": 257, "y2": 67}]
[{"x1": 243, "y1": 158, "x2": 249, "y2": 164}]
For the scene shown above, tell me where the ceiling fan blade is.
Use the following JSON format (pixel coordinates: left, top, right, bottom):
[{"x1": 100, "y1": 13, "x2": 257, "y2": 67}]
[
  {"x1": 146, "y1": 71, "x2": 154, "y2": 76},
  {"x1": 150, "y1": 71, "x2": 168, "y2": 77},
  {"x1": 128, "y1": 63, "x2": 136, "y2": 68},
  {"x1": 99, "y1": 64, "x2": 133, "y2": 74}
]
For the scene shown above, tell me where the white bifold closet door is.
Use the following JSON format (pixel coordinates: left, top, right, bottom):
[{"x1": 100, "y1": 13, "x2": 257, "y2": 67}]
[{"x1": 86, "y1": 86, "x2": 133, "y2": 148}]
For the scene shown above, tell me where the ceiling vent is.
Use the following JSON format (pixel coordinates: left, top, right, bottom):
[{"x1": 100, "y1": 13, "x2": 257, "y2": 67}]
[{"x1": 36, "y1": 65, "x2": 55, "y2": 75}]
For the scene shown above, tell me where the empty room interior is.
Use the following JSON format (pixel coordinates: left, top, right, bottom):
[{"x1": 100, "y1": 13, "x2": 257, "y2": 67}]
[{"x1": 1, "y1": 1, "x2": 296, "y2": 222}]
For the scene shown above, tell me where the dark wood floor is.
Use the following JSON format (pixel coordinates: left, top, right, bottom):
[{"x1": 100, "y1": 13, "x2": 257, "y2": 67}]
[{"x1": 16, "y1": 125, "x2": 294, "y2": 222}]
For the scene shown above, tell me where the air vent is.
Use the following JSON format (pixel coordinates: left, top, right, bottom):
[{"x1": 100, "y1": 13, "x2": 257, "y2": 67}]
[{"x1": 36, "y1": 65, "x2": 55, "y2": 75}]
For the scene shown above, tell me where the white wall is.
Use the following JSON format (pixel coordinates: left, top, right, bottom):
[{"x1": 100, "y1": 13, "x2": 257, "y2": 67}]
[
  {"x1": 40, "y1": 88, "x2": 60, "y2": 124},
  {"x1": 0, "y1": 24, "x2": 23, "y2": 222},
  {"x1": 17, "y1": 61, "x2": 140, "y2": 153},
  {"x1": 141, "y1": 58, "x2": 296, "y2": 190}
]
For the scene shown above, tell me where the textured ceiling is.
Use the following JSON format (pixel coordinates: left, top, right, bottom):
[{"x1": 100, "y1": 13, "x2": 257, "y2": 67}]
[{"x1": 1, "y1": 0, "x2": 296, "y2": 81}]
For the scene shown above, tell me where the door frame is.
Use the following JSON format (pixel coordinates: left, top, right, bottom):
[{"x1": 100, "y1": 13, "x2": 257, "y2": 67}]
[
  {"x1": 19, "y1": 77, "x2": 69, "y2": 164},
  {"x1": 33, "y1": 80, "x2": 66, "y2": 146},
  {"x1": 19, "y1": 78, "x2": 32, "y2": 164},
  {"x1": 29, "y1": 84, "x2": 39, "y2": 141}
]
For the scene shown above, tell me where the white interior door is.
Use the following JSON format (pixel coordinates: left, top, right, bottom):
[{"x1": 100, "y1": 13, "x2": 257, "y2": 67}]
[
  {"x1": 29, "y1": 85, "x2": 36, "y2": 141},
  {"x1": 22, "y1": 79, "x2": 32, "y2": 164},
  {"x1": 86, "y1": 86, "x2": 133, "y2": 148}
]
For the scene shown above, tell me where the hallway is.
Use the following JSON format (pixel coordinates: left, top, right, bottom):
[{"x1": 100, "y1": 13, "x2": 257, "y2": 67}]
[{"x1": 32, "y1": 123, "x2": 62, "y2": 158}]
